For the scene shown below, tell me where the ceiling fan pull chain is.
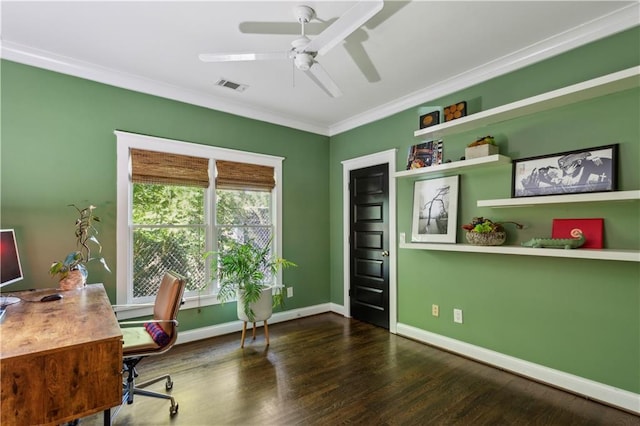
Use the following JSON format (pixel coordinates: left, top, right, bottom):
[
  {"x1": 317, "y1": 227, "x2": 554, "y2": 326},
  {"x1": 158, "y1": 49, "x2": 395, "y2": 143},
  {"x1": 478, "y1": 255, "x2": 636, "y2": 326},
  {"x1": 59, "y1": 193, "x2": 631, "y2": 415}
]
[{"x1": 292, "y1": 58, "x2": 296, "y2": 89}]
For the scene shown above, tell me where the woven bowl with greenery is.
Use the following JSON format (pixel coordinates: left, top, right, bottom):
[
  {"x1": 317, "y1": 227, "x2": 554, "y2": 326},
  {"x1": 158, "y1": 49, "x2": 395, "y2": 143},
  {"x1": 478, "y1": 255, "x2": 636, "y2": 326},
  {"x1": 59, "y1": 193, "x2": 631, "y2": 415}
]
[{"x1": 465, "y1": 231, "x2": 506, "y2": 246}]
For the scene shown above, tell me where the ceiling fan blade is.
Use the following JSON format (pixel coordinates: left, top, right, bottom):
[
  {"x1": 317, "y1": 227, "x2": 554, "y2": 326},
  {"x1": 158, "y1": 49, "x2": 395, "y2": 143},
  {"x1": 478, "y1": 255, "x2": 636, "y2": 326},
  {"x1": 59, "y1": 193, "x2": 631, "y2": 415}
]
[
  {"x1": 343, "y1": 38, "x2": 380, "y2": 83},
  {"x1": 362, "y1": 0, "x2": 409, "y2": 30},
  {"x1": 199, "y1": 52, "x2": 289, "y2": 62},
  {"x1": 304, "y1": 62, "x2": 343, "y2": 98},
  {"x1": 304, "y1": 0, "x2": 383, "y2": 56}
]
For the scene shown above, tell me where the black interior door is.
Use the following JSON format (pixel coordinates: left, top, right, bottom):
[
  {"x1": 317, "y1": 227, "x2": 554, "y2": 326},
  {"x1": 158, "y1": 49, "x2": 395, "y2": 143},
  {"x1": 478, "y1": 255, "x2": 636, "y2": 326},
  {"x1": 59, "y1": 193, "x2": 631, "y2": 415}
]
[{"x1": 349, "y1": 164, "x2": 389, "y2": 329}]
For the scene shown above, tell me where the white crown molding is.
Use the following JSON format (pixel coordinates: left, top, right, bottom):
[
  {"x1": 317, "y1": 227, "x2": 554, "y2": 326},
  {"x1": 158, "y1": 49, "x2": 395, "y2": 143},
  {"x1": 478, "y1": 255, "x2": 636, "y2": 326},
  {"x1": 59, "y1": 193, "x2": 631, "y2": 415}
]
[
  {"x1": 0, "y1": 41, "x2": 329, "y2": 136},
  {"x1": 1, "y1": 3, "x2": 637, "y2": 137},
  {"x1": 329, "y1": 3, "x2": 640, "y2": 136}
]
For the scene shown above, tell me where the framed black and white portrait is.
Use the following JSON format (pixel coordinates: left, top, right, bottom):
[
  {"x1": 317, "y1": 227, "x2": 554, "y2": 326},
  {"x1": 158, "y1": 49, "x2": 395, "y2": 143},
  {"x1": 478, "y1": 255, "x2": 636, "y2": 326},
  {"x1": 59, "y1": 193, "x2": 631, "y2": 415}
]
[
  {"x1": 411, "y1": 175, "x2": 459, "y2": 243},
  {"x1": 512, "y1": 144, "x2": 618, "y2": 198}
]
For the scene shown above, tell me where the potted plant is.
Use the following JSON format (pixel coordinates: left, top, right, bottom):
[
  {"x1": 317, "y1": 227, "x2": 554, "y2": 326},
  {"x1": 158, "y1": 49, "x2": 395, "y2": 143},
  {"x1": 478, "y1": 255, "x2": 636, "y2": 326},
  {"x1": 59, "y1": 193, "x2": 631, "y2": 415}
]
[
  {"x1": 462, "y1": 217, "x2": 523, "y2": 246},
  {"x1": 49, "y1": 204, "x2": 111, "y2": 290},
  {"x1": 206, "y1": 239, "x2": 296, "y2": 322},
  {"x1": 465, "y1": 135, "x2": 499, "y2": 159}
]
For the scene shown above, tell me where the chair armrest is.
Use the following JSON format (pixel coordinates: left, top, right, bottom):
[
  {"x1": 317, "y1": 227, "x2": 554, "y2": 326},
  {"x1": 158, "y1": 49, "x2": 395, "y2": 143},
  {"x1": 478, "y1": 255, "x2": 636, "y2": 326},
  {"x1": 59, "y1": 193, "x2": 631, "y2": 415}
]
[
  {"x1": 113, "y1": 299, "x2": 185, "y2": 310},
  {"x1": 119, "y1": 319, "x2": 179, "y2": 327},
  {"x1": 112, "y1": 303, "x2": 155, "y2": 309}
]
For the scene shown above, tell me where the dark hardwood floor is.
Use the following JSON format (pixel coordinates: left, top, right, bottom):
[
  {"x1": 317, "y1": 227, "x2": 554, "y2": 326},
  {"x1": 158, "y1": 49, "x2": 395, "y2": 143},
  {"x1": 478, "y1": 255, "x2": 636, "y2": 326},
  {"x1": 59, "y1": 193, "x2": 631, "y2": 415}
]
[{"x1": 85, "y1": 313, "x2": 638, "y2": 425}]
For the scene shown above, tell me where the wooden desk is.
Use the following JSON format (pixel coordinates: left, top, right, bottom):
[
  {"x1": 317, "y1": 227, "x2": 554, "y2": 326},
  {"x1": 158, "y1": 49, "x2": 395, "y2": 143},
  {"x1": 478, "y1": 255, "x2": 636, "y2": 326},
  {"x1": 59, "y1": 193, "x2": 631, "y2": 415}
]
[{"x1": 1, "y1": 284, "x2": 122, "y2": 425}]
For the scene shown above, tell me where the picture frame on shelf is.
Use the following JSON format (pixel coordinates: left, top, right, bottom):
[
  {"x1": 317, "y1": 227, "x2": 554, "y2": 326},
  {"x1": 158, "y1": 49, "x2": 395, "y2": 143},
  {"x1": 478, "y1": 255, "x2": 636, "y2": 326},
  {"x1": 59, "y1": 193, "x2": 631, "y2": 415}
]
[
  {"x1": 411, "y1": 175, "x2": 459, "y2": 243},
  {"x1": 419, "y1": 110, "x2": 440, "y2": 129},
  {"x1": 417, "y1": 105, "x2": 443, "y2": 130},
  {"x1": 512, "y1": 144, "x2": 618, "y2": 198},
  {"x1": 443, "y1": 101, "x2": 467, "y2": 122},
  {"x1": 406, "y1": 140, "x2": 443, "y2": 170}
]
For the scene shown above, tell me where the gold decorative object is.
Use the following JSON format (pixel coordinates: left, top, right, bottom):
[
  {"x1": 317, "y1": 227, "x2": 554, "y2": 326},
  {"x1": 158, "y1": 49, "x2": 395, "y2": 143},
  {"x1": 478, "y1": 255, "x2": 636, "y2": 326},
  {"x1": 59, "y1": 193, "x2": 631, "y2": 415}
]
[{"x1": 444, "y1": 101, "x2": 467, "y2": 122}]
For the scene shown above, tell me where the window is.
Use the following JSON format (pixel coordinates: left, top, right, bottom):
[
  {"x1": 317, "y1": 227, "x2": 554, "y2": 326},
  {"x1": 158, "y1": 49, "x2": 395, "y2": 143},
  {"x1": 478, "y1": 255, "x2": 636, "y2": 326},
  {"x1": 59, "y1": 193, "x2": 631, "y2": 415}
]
[
  {"x1": 130, "y1": 149, "x2": 209, "y2": 302},
  {"x1": 215, "y1": 160, "x2": 276, "y2": 283},
  {"x1": 116, "y1": 131, "x2": 283, "y2": 315}
]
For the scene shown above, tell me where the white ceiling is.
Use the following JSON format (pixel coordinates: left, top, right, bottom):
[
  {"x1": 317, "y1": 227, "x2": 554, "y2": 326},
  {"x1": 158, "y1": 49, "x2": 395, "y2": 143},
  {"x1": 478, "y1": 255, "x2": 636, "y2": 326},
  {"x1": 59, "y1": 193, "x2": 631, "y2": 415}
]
[{"x1": 1, "y1": 1, "x2": 638, "y2": 136}]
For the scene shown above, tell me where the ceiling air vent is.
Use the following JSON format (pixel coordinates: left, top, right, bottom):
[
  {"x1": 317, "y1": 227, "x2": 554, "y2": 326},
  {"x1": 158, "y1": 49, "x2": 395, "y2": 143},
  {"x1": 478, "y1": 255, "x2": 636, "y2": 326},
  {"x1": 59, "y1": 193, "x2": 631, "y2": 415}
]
[{"x1": 215, "y1": 79, "x2": 248, "y2": 92}]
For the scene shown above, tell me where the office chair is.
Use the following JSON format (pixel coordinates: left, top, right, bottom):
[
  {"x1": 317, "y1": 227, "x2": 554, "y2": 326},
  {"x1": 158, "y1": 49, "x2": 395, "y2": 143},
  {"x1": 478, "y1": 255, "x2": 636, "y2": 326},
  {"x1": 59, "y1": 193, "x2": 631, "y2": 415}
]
[{"x1": 117, "y1": 271, "x2": 186, "y2": 418}]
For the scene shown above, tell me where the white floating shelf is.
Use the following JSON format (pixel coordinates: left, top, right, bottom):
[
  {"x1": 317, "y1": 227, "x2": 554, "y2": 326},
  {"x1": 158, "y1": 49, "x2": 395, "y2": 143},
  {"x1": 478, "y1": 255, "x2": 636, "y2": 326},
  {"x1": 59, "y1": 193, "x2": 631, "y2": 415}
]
[
  {"x1": 414, "y1": 66, "x2": 640, "y2": 140},
  {"x1": 394, "y1": 154, "x2": 511, "y2": 179},
  {"x1": 478, "y1": 190, "x2": 640, "y2": 208},
  {"x1": 399, "y1": 242, "x2": 639, "y2": 262}
]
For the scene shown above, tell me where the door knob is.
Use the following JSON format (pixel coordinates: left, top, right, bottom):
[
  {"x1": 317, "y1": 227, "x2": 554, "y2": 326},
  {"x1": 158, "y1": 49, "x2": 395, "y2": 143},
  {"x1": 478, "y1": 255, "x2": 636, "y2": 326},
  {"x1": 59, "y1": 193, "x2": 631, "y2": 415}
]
[{"x1": 381, "y1": 250, "x2": 389, "y2": 257}]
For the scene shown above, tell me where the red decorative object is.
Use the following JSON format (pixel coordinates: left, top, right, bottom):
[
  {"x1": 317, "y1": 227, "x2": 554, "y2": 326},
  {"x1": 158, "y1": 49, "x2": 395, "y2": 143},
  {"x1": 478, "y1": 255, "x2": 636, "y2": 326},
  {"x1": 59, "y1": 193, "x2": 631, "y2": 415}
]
[{"x1": 552, "y1": 218, "x2": 604, "y2": 249}]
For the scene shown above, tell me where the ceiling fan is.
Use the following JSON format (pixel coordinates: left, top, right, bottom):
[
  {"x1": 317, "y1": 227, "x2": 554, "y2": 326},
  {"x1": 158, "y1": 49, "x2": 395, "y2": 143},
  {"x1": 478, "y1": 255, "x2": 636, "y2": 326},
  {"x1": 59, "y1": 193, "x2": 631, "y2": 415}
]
[{"x1": 198, "y1": 1, "x2": 384, "y2": 98}]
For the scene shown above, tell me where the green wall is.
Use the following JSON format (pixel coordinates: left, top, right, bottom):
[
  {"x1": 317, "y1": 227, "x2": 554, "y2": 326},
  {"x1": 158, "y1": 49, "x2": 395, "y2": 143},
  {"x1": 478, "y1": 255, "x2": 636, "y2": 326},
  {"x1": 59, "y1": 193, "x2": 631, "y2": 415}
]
[
  {"x1": 1, "y1": 60, "x2": 330, "y2": 328},
  {"x1": 329, "y1": 27, "x2": 640, "y2": 393},
  {"x1": 1, "y1": 26, "x2": 638, "y2": 395}
]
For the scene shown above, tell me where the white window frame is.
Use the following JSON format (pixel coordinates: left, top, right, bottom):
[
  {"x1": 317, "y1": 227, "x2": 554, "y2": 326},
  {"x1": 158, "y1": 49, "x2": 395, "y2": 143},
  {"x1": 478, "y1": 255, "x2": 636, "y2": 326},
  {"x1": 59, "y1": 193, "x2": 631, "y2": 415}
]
[{"x1": 115, "y1": 131, "x2": 283, "y2": 319}]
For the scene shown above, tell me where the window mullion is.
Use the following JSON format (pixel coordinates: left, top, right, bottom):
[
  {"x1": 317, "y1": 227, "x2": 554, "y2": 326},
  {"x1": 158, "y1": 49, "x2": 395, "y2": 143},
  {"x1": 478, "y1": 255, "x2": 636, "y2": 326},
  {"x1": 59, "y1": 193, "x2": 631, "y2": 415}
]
[{"x1": 206, "y1": 159, "x2": 216, "y2": 291}]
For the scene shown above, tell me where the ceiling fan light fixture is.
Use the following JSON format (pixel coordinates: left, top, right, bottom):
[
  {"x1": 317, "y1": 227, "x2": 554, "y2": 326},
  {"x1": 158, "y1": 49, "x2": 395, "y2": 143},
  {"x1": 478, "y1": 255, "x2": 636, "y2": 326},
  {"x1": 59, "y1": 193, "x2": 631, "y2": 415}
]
[{"x1": 294, "y1": 53, "x2": 313, "y2": 71}]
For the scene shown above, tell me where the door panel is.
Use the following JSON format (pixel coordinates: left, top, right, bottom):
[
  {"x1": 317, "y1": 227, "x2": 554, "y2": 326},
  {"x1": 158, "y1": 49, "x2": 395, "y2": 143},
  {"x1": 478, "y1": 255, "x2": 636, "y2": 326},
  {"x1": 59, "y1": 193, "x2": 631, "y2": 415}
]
[
  {"x1": 355, "y1": 258, "x2": 383, "y2": 279},
  {"x1": 349, "y1": 163, "x2": 389, "y2": 329},
  {"x1": 355, "y1": 204, "x2": 383, "y2": 221},
  {"x1": 355, "y1": 231, "x2": 383, "y2": 250}
]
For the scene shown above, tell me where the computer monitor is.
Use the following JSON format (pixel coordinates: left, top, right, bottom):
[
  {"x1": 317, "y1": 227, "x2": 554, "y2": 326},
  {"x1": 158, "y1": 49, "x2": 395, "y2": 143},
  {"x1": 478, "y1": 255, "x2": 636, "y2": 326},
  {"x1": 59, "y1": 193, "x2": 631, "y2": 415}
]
[{"x1": 1, "y1": 229, "x2": 23, "y2": 306}]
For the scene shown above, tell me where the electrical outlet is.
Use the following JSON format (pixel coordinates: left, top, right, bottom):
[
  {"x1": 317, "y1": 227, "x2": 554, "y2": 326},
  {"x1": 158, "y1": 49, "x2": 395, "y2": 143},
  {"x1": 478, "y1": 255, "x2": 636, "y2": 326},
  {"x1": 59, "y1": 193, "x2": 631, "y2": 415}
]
[
  {"x1": 431, "y1": 304, "x2": 439, "y2": 317},
  {"x1": 287, "y1": 287, "x2": 293, "y2": 298},
  {"x1": 453, "y1": 308, "x2": 463, "y2": 324}
]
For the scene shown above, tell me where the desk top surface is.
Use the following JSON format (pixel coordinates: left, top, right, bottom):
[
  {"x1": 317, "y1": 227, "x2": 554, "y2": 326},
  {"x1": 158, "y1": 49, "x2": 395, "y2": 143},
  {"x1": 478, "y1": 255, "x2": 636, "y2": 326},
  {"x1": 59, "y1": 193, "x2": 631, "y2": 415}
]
[{"x1": 0, "y1": 284, "x2": 122, "y2": 360}]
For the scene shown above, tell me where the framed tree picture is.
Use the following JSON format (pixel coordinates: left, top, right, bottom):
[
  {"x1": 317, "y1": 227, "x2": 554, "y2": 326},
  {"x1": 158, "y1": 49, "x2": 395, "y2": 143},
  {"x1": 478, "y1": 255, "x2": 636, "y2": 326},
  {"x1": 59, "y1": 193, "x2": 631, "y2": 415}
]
[{"x1": 411, "y1": 175, "x2": 459, "y2": 243}]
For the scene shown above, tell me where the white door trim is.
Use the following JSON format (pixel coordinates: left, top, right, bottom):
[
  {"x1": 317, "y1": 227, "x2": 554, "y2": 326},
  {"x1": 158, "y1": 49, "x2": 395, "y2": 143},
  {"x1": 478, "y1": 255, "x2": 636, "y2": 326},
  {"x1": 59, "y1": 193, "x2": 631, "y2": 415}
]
[{"x1": 341, "y1": 149, "x2": 397, "y2": 333}]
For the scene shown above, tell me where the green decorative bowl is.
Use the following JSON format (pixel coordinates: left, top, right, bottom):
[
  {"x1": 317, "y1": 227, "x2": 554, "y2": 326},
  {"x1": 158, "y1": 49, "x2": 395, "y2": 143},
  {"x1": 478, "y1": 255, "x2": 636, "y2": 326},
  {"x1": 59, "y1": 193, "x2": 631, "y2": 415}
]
[{"x1": 465, "y1": 231, "x2": 506, "y2": 246}]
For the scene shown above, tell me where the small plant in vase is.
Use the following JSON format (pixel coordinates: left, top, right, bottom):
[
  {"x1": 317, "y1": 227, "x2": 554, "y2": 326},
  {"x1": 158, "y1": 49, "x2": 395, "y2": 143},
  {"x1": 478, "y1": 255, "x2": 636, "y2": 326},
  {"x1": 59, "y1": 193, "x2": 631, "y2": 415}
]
[
  {"x1": 462, "y1": 217, "x2": 523, "y2": 246},
  {"x1": 465, "y1": 135, "x2": 499, "y2": 159},
  {"x1": 467, "y1": 135, "x2": 496, "y2": 148},
  {"x1": 49, "y1": 204, "x2": 111, "y2": 290},
  {"x1": 206, "y1": 238, "x2": 296, "y2": 322}
]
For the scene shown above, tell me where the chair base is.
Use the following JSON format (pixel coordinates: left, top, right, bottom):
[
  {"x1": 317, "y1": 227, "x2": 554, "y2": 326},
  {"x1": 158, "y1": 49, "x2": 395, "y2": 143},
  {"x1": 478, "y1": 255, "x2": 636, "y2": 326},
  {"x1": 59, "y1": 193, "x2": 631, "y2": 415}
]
[
  {"x1": 117, "y1": 357, "x2": 179, "y2": 419},
  {"x1": 240, "y1": 320, "x2": 269, "y2": 348}
]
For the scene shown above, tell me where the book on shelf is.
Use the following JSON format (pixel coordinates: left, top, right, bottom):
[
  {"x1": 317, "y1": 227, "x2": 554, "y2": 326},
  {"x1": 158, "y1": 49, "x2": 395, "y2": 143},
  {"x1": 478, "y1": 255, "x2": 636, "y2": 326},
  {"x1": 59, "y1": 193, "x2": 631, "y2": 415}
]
[{"x1": 406, "y1": 139, "x2": 443, "y2": 170}]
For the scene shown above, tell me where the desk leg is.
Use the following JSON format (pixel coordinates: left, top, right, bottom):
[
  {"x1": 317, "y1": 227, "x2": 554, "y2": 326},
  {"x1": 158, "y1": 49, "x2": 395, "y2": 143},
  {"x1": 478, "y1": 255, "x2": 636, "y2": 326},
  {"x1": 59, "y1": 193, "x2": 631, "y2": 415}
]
[{"x1": 104, "y1": 408, "x2": 111, "y2": 426}]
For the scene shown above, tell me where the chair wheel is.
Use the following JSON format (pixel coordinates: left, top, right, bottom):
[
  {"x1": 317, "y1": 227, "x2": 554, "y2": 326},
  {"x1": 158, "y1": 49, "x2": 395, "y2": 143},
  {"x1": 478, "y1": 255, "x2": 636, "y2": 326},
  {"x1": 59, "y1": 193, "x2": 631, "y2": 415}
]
[
  {"x1": 165, "y1": 378, "x2": 173, "y2": 390},
  {"x1": 170, "y1": 403, "x2": 179, "y2": 416}
]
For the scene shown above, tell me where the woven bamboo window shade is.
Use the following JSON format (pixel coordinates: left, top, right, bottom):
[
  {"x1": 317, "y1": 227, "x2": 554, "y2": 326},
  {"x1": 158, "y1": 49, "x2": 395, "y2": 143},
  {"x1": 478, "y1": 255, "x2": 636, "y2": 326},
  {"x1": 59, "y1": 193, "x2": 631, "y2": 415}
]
[
  {"x1": 131, "y1": 148, "x2": 209, "y2": 187},
  {"x1": 216, "y1": 160, "x2": 275, "y2": 191}
]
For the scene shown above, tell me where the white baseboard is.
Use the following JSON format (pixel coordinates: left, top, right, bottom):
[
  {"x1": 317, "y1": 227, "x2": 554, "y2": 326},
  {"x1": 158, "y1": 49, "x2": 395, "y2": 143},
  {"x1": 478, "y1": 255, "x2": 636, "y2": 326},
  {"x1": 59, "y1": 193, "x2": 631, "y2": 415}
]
[
  {"x1": 330, "y1": 302, "x2": 346, "y2": 316},
  {"x1": 176, "y1": 303, "x2": 332, "y2": 345},
  {"x1": 397, "y1": 322, "x2": 640, "y2": 414}
]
